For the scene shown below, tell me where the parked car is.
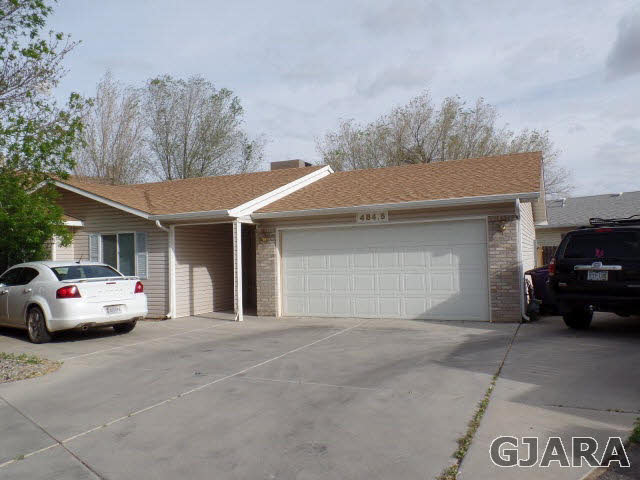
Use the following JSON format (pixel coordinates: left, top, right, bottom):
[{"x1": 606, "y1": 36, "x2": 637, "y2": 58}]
[
  {"x1": 548, "y1": 215, "x2": 640, "y2": 329},
  {"x1": 525, "y1": 264, "x2": 559, "y2": 319},
  {"x1": 0, "y1": 261, "x2": 147, "y2": 343}
]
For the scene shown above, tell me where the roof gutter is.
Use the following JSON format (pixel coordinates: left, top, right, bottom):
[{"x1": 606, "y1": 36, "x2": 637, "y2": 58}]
[
  {"x1": 150, "y1": 210, "x2": 232, "y2": 221},
  {"x1": 252, "y1": 192, "x2": 541, "y2": 219}
]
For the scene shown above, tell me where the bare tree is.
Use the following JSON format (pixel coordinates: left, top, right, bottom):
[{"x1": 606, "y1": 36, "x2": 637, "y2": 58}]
[
  {"x1": 74, "y1": 73, "x2": 148, "y2": 184},
  {"x1": 143, "y1": 75, "x2": 262, "y2": 180},
  {"x1": 317, "y1": 93, "x2": 572, "y2": 196}
]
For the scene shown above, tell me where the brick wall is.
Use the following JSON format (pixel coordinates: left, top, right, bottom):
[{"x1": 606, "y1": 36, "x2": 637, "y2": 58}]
[
  {"x1": 487, "y1": 215, "x2": 521, "y2": 322},
  {"x1": 256, "y1": 225, "x2": 278, "y2": 316}
]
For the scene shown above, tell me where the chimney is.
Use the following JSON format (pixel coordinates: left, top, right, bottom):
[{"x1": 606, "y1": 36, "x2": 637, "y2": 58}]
[{"x1": 270, "y1": 159, "x2": 313, "y2": 170}]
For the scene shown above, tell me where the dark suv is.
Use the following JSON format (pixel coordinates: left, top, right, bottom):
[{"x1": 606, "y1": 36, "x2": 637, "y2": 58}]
[{"x1": 548, "y1": 216, "x2": 640, "y2": 329}]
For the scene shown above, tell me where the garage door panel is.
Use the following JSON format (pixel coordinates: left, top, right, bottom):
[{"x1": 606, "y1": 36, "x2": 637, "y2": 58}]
[
  {"x1": 307, "y1": 275, "x2": 328, "y2": 292},
  {"x1": 330, "y1": 296, "x2": 351, "y2": 315},
  {"x1": 284, "y1": 274, "x2": 305, "y2": 293},
  {"x1": 379, "y1": 297, "x2": 401, "y2": 316},
  {"x1": 430, "y1": 272, "x2": 456, "y2": 292},
  {"x1": 353, "y1": 274, "x2": 375, "y2": 292},
  {"x1": 378, "y1": 273, "x2": 400, "y2": 292},
  {"x1": 282, "y1": 220, "x2": 489, "y2": 321},
  {"x1": 354, "y1": 297, "x2": 377, "y2": 316},
  {"x1": 402, "y1": 249, "x2": 426, "y2": 267}
]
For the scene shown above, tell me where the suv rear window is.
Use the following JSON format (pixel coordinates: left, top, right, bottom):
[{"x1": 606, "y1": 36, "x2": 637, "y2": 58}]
[
  {"x1": 563, "y1": 231, "x2": 640, "y2": 259},
  {"x1": 51, "y1": 265, "x2": 122, "y2": 280}
]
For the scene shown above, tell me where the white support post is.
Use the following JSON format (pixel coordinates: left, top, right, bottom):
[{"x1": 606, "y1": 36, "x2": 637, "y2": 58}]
[
  {"x1": 168, "y1": 225, "x2": 177, "y2": 319},
  {"x1": 233, "y1": 220, "x2": 243, "y2": 322}
]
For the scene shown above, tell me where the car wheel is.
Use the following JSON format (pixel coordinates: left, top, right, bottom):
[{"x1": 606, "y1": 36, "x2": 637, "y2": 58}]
[
  {"x1": 26, "y1": 306, "x2": 52, "y2": 344},
  {"x1": 113, "y1": 320, "x2": 136, "y2": 334},
  {"x1": 563, "y1": 309, "x2": 593, "y2": 330}
]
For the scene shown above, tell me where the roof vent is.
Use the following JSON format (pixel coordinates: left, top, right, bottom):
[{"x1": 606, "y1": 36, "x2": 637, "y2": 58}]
[
  {"x1": 611, "y1": 192, "x2": 622, "y2": 197},
  {"x1": 271, "y1": 159, "x2": 313, "y2": 170}
]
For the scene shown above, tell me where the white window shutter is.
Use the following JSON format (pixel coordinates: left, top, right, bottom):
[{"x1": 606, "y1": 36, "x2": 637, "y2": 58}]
[
  {"x1": 135, "y1": 232, "x2": 148, "y2": 279},
  {"x1": 89, "y1": 234, "x2": 100, "y2": 262}
]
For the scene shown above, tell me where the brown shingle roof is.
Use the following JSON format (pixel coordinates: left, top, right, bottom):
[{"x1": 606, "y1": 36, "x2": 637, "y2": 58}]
[
  {"x1": 258, "y1": 152, "x2": 542, "y2": 213},
  {"x1": 60, "y1": 166, "x2": 324, "y2": 215}
]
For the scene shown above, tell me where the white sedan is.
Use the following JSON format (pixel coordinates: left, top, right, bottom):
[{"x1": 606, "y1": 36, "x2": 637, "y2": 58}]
[{"x1": 0, "y1": 261, "x2": 148, "y2": 343}]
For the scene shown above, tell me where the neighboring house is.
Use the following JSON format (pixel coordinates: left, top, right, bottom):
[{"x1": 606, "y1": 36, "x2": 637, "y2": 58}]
[
  {"x1": 534, "y1": 191, "x2": 640, "y2": 265},
  {"x1": 44, "y1": 152, "x2": 545, "y2": 323}
]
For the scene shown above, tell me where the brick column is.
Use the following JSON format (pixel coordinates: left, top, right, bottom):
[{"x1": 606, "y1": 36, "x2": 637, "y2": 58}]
[
  {"x1": 487, "y1": 215, "x2": 521, "y2": 322},
  {"x1": 256, "y1": 225, "x2": 278, "y2": 316}
]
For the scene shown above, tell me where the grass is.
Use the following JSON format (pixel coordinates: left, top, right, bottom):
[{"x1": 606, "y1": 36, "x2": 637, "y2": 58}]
[
  {"x1": 1, "y1": 352, "x2": 61, "y2": 383},
  {"x1": 0, "y1": 352, "x2": 45, "y2": 365},
  {"x1": 437, "y1": 374, "x2": 498, "y2": 480},
  {"x1": 630, "y1": 418, "x2": 640, "y2": 444},
  {"x1": 436, "y1": 324, "x2": 521, "y2": 480}
]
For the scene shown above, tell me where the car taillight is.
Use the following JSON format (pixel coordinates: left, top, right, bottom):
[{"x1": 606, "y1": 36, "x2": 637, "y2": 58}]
[
  {"x1": 56, "y1": 285, "x2": 81, "y2": 298},
  {"x1": 548, "y1": 257, "x2": 556, "y2": 276},
  {"x1": 134, "y1": 281, "x2": 144, "y2": 294}
]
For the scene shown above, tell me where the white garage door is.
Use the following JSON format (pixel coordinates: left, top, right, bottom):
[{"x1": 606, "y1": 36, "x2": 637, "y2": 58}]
[{"x1": 281, "y1": 220, "x2": 489, "y2": 321}]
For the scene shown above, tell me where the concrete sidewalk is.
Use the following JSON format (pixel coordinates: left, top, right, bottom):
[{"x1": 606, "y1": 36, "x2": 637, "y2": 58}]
[{"x1": 459, "y1": 314, "x2": 640, "y2": 480}]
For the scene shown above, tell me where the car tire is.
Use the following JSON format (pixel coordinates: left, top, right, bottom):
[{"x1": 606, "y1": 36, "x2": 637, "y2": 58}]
[
  {"x1": 113, "y1": 321, "x2": 136, "y2": 334},
  {"x1": 563, "y1": 309, "x2": 593, "y2": 330},
  {"x1": 26, "y1": 306, "x2": 52, "y2": 344}
]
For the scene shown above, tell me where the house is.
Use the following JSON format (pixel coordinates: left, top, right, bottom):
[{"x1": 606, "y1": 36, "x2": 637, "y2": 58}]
[
  {"x1": 534, "y1": 191, "x2": 640, "y2": 265},
  {"x1": 47, "y1": 151, "x2": 545, "y2": 323}
]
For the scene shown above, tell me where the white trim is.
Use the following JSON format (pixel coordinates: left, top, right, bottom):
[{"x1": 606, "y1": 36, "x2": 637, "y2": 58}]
[
  {"x1": 252, "y1": 192, "x2": 540, "y2": 219},
  {"x1": 229, "y1": 166, "x2": 333, "y2": 217},
  {"x1": 50, "y1": 236, "x2": 57, "y2": 261},
  {"x1": 168, "y1": 226, "x2": 176, "y2": 319},
  {"x1": 516, "y1": 199, "x2": 529, "y2": 322},
  {"x1": 275, "y1": 215, "x2": 491, "y2": 321},
  {"x1": 52, "y1": 181, "x2": 153, "y2": 219},
  {"x1": 151, "y1": 210, "x2": 231, "y2": 221},
  {"x1": 233, "y1": 221, "x2": 243, "y2": 322},
  {"x1": 485, "y1": 217, "x2": 492, "y2": 322},
  {"x1": 275, "y1": 214, "x2": 489, "y2": 232},
  {"x1": 275, "y1": 228, "x2": 282, "y2": 317},
  {"x1": 63, "y1": 220, "x2": 84, "y2": 227}
]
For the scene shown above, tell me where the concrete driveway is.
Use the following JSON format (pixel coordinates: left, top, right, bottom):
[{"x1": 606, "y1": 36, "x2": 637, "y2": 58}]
[{"x1": 0, "y1": 314, "x2": 637, "y2": 480}]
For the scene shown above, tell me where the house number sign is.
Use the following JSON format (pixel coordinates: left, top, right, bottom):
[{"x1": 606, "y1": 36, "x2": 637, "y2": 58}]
[{"x1": 356, "y1": 211, "x2": 388, "y2": 223}]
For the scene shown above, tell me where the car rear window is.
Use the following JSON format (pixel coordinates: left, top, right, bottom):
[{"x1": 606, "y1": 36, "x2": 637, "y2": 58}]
[
  {"x1": 51, "y1": 265, "x2": 122, "y2": 280},
  {"x1": 563, "y1": 231, "x2": 640, "y2": 259}
]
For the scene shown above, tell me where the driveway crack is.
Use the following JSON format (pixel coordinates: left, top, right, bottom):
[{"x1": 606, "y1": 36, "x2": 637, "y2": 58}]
[{"x1": 0, "y1": 394, "x2": 106, "y2": 478}]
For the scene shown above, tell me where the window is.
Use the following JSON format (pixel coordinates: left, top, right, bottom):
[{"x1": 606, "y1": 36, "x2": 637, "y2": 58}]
[
  {"x1": 51, "y1": 265, "x2": 121, "y2": 281},
  {"x1": 563, "y1": 232, "x2": 640, "y2": 259},
  {"x1": 89, "y1": 232, "x2": 148, "y2": 278},
  {"x1": 0, "y1": 268, "x2": 23, "y2": 286},
  {"x1": 20, "y1": 268, "x2": 39, "y2": 284},
  {"x1": 0, "y1": 268, "x2": 38, "y2": 286}
]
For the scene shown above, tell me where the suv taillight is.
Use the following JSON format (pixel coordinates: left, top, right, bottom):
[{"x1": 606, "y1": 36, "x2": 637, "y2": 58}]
[
  {"x1": 548, "y1": 257, "x2": 556, "y2": 276},
  {"x1": 134, "y1": 281, "x2": 144, "y2": 294},
  {"x1": 56, "y1": 285, "x2": 81, "y2": 298}
]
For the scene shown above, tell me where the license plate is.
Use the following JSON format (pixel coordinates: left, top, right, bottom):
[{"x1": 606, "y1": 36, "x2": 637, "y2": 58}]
[
  {"x1": 105, "y1": 305, "x2": 123, "y2": 315},
  {"x1": 587, "y1": 271, "x2": 608, "y2": 281}
]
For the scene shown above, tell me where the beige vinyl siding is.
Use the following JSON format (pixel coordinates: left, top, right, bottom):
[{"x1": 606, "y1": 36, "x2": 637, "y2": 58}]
[
  {"x1": 55, "y1": 189, "x2": 169, "y2": 318},
  {"x1": 535, "y1": 227, "x2": 571, "y2": 247},
  {"x1": 175, "y1": 224, "x2": 234, "y2": 317},
  {"x1": 520, "y1": 201, "x2": 536, "y2": 272},
  {"x1": 54, "y1": 232, "x2": 75, "y2": 261}
]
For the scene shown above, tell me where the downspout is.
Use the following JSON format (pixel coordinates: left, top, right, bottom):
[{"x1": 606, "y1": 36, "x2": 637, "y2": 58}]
[
  {"x1": 515, "y1": 199, "x2": 530, "y2": 322},
  {"x1": 155, "y1": 220, "x2": 175, "y2": 319}
]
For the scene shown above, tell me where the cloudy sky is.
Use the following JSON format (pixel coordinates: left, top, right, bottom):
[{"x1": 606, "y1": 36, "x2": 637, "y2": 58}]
[{"x1": 51, "y1": 0, "x2": 639, "y2": 195}]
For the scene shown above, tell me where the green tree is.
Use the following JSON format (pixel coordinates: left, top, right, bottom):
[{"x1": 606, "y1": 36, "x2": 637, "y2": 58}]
[{"x1": 0, "y1": 0, "x2": 84, "y2": 272}]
